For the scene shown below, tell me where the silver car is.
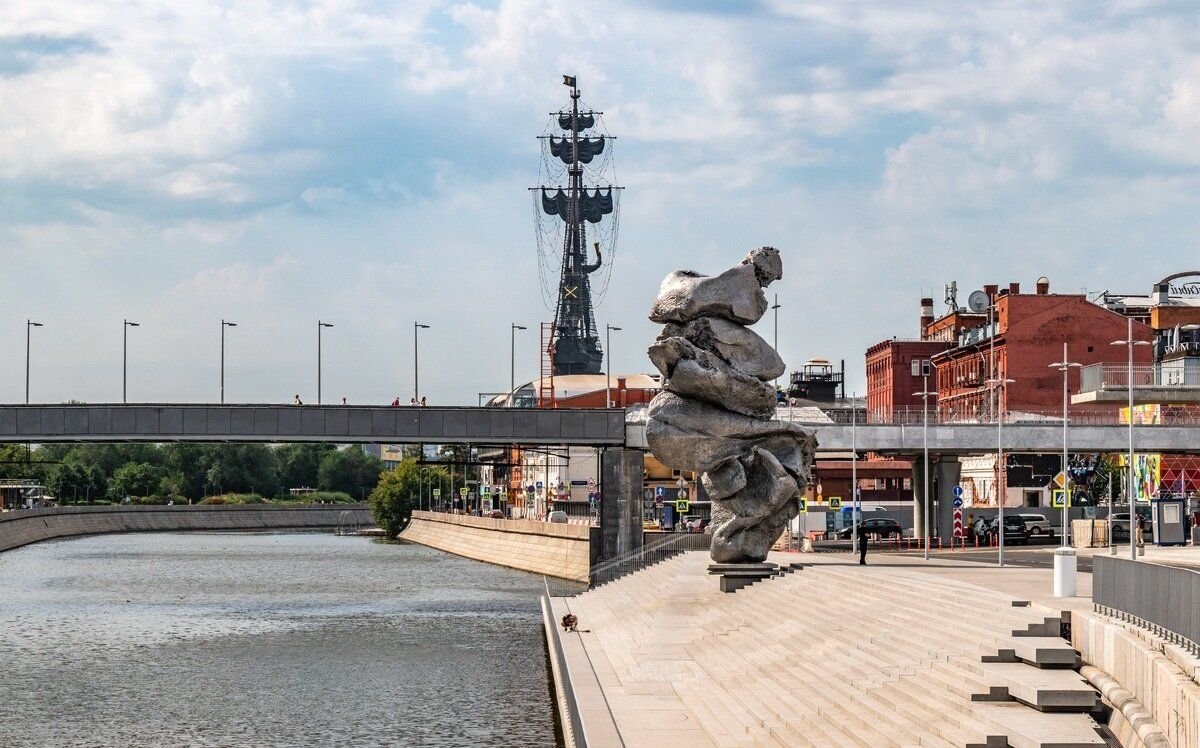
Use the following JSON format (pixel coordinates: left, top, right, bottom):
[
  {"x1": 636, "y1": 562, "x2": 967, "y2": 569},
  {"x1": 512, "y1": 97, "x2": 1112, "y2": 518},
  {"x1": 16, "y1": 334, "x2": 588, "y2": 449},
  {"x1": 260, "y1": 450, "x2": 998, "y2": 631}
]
[{"x1": 1018, "y1": 513, "x2": 1054, "y2": 539}]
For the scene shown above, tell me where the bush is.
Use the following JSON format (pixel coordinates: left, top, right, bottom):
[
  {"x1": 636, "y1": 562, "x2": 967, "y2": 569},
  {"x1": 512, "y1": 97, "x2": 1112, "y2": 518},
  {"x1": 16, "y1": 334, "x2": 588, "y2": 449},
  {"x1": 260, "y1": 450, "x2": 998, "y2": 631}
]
[
  {"x1": 276, "y1": 491, "x2": 355, "y2": 504},
  {"x1": 370, "y1": 459, "x2": 420, "y2": 537}
]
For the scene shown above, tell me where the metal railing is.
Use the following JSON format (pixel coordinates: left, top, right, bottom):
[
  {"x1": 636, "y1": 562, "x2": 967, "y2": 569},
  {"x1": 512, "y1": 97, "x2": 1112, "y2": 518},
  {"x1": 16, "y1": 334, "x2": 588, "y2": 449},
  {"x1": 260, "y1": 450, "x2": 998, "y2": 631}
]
[
  {"x1": 1080, "y1": 362, "x2": 1200, "y2": 391},
  {"x1": 541, "y1": 579, "x2": 595, "y2": 748},
  {"x1": 1093, "y1": 555, "x2": 1200, "y2": 655},
  {"x1": 588, "y1": 531, "x2": 711, "y2": 587},
  {"x1": 864, "y1": 406, "x2": 1200, "y2": 426}
]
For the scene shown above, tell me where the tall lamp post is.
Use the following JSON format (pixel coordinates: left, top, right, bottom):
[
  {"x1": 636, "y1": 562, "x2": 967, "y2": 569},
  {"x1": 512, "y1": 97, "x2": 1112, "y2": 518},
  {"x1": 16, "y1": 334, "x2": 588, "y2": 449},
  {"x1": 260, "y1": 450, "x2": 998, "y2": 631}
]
[
  {"x1": 1112, "y1": 317, "x2": 1152, "y2": 562},
  {"x1": 986, "y1": 372, "x2": 1016, "y2": 566},
  {"x1": 123, "y1": 319, "x2": 140, "y2": 403},
  {"x1": 414, "y1": 322, "x2": 430, "y2": 403},
  {"x1": 606, "y1": 324, "x2": 622, "y2": 408},
  {"x1": 771, "y1": 294, "x2": 781, "y2": 394},
  {"x1": 25, "y1": 319, "x2": 43, "y2": 404},
  {"x1": 851, "y1": 391, "x2": 859, "y2": 555},
  {"x1": 913, "y1": 358, "x2": 935, "y2": 561},
  {"x1": 510, "y1": 324, "x2": 527, "y2": 406},
  {"x1": 221, "y1": 320, "x2": 237, "y2": 404},
  {"x1": 317, "y1": 320, "x2": 333, "y2": 404},
  {"x1": 1048, "y1": 343, "x2": 1082, "y2": 597}
]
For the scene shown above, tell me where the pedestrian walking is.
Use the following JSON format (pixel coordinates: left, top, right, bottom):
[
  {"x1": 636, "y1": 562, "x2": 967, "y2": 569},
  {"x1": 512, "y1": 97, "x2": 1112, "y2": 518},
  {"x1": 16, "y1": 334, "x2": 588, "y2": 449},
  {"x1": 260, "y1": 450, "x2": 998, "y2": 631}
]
[
  {"x1": 856, "y1": 521, "x2": 868, "y2": 565},
  {"x1": 420, "y1": 396, "x2": 427, "y2": 406},
  {"x1": 409, "y1": 397, "x2": 418, "y2": 406},
  {"x1": 1136, "y1": 513, "x2": 1146, "y2": 547},
  {"x1": 966, "y1": 513, "x2": 975, "y2": 542},
  {"x1": 293, "y1": 394, "x2": 303, "y2": 405}
]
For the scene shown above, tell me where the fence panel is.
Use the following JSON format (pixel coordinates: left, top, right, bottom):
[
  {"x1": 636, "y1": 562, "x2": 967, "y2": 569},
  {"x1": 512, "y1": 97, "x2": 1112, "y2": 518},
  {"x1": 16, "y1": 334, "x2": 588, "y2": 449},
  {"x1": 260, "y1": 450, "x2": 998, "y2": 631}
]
[{"x1": 1093, "y1": 555, "x2": 1200, "y2": 654}]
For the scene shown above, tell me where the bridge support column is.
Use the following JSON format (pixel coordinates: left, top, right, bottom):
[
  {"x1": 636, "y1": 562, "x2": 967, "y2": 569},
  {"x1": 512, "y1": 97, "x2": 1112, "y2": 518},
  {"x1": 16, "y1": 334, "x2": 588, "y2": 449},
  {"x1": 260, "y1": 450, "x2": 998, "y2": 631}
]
[
  {"x1": 601, "y1": 448, "x2": 644, "y2": 562},
  {"x1": 912, "y1": 461, "x2": 928, "y2": 540},
  {"x1": 935, "y1": 458, "x2": 961, "y2": 542}
]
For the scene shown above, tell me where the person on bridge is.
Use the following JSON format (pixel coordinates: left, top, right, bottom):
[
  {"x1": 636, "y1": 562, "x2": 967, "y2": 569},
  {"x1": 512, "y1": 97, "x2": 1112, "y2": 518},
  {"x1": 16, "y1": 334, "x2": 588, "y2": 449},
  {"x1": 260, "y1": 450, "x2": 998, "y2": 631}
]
[
  {"x1": 293, "y1": 394, "x2": 303, "y2": 405},
  {"x1": 856, "y1": 521, "x2": 868, "y2": 565}
]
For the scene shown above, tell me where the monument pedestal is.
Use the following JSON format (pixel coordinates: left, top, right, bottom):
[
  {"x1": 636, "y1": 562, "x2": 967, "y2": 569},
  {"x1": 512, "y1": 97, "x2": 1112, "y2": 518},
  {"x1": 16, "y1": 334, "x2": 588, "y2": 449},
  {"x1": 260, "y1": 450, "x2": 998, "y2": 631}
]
[{"x1": 708, "y1": 562, "x2": 783, "y2": 593}]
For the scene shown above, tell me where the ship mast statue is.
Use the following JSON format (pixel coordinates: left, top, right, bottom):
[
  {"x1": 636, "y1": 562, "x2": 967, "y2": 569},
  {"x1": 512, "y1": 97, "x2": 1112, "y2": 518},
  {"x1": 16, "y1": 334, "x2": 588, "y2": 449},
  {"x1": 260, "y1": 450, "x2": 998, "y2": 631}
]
[{"x1": 534, "y1": 75, "x2": 622, "y2": 375}]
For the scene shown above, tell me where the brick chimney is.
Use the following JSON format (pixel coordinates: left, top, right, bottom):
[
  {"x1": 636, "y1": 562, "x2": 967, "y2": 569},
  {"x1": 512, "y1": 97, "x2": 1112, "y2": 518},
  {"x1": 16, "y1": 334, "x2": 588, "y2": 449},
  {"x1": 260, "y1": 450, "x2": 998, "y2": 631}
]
[
  {"x1": 1036, "y1": 277, "x2": 1050, "y2": 295},
  {"x1": 984, "y1": 284, "x2": 998, "y2": 303},
  {"x1": 1008, "y1": 282, "x2": 1020, "y2": 295},
  {"x1": 920, "y1": 297, "x2": 934, "y2": 336}
]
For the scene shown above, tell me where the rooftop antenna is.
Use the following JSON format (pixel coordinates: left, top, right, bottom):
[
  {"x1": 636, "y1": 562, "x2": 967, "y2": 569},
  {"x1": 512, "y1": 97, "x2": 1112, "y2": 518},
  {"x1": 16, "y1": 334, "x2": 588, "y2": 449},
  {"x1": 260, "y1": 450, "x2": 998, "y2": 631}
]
[{"x1": 944, "y1": 281, "x2": 959, "y2": 312}]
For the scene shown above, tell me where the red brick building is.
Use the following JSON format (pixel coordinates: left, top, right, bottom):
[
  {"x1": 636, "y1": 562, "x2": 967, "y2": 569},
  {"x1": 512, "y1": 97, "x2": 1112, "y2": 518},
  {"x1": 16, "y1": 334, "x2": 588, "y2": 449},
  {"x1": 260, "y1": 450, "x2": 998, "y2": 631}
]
[{"x1": 932, "y1": 281, "x2": 1154, "y2": 420}]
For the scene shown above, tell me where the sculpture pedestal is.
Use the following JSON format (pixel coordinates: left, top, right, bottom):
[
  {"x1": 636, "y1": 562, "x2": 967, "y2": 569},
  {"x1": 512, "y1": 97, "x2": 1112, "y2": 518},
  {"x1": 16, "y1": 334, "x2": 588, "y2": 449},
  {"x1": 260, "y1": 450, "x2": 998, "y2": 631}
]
[{"x1": 708, "y1": 562, "x2": 778, "y2": 593}]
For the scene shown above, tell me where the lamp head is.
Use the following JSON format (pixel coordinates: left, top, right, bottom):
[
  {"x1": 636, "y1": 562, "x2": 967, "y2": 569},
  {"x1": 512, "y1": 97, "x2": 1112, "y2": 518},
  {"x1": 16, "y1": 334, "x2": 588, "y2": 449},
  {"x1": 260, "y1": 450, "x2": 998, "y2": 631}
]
[
  {"x1": 513, "y1": 324, "x2": 527, "y2": 331},
  {"x1": 416, "y1": 323, "x2": 430, "y2": 329},
  {"x1": 28, "y1": 321, "x2": 43, "y2": 327}
]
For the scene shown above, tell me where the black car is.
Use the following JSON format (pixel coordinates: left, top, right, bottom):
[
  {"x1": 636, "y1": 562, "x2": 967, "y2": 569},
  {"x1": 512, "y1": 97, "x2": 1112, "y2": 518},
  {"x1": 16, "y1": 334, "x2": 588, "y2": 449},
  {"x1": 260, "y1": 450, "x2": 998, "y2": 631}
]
[
  {"x1": 837, "y1": 517, "x2": 902, "y2": 540},
  {"x1": 985, "y1": 515, "x2": 1029, "y2": 545}
]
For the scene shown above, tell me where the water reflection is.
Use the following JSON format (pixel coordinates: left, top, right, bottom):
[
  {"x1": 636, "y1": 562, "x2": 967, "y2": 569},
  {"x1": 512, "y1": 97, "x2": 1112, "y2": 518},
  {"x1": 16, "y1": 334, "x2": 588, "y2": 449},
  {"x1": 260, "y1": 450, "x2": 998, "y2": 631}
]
[{"x1": 0, "y1": 532, "x2": 570, "y2": 747}]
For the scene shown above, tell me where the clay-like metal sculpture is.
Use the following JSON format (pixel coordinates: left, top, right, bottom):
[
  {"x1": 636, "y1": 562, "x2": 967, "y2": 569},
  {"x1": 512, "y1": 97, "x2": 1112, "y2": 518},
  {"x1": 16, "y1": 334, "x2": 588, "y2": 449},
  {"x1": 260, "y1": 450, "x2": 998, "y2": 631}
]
[{"x1": 646, "y1": 248, "x2": 816, "y2": 563}]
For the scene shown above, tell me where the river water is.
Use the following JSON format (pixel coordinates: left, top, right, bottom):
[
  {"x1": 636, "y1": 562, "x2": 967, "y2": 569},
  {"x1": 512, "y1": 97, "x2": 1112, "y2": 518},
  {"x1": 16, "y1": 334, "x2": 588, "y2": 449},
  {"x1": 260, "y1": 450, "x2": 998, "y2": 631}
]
[{"x1": 0, "y1": 532, "x2": 570, "y2": 747}]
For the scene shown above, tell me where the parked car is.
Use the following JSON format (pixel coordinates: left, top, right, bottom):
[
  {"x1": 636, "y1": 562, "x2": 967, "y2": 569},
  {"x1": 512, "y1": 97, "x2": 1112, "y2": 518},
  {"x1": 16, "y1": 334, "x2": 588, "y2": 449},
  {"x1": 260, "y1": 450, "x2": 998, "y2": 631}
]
[
  {"x1": 547, "y1": 510, "x2": 568, "y2": 523},
  {"x1": 1018, "y1": 513, "x2": 1054, "y2": 540},
  {"x1": 836, "y1": 517, "x2": 902, "y2": 540},
  {"x1": 680, "y1": 515, "x2": 710, "y2": 533},
  {"x1": 1110, "y1": 508, "x2": 1153, "y2": 541},
  {"x1": 985, "y1": 515, "x2": 1029, "y2": 545}
]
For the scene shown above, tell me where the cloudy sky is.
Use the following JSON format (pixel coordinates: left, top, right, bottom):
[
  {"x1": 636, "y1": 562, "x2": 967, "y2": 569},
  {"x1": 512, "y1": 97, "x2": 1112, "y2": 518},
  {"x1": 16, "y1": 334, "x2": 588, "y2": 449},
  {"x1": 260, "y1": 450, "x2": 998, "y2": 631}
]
[{"x1": 2, "y1": 0, "x2": 1198, "y2": 405}]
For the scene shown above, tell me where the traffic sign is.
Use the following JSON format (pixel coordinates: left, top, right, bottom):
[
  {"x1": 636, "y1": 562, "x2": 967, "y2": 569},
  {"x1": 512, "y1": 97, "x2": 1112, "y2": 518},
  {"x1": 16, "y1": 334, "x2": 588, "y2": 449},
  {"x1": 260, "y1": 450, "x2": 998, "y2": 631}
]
[
  {"x1": 536, "y1": 481, "x2": 543, "y2": 489},
  {"x1": 952, "y1": 497, "x2": 963, "y2": 509},
  {"x1": 677, "y1": 488, "x2": 689, "y2": 500},
  {"x1": 460, "y1": 487, "x2": 469, "y2": 497},
  {"x1": 952, "y1": 485, "x2": 964, "y2": 498},
  {"x1": 676, "y1": 499, "x2": 689, "y2": 513},
  {"x1": 798, "y1": 497, "x2": 808, "y2": 513},
  {"x1": 480, "y1": 485, "x2": 490, "y2": 496},
  {"x1": 655, "y1": 486, "x2": 665, "y2": 497},
  {"x1": 1052, "y1": 489, "x2": 1072, "y2": 508},
  {"x1": 1052, "y1": 471, "x2": 1067, "y2": 489},
  {"x1": 587, "y1": 477, "x2": 597, "y2": 490},
  {"x1": 432, "y1": 488, "x2": 441, "y2": 497},
  {"x1": 828, "y1": 496, "x2": 842, "y2": 510},
  {"x1": 953, "y1": 508, "x2": 963, "y2": 538}
]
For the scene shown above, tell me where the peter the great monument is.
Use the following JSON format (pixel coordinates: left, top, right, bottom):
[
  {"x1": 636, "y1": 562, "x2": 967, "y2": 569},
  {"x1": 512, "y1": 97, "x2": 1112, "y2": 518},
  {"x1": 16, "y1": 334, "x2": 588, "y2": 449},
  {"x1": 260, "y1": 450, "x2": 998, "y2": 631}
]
[{"x1": 645, "y1": 247, "x2": 817, "y2": 564}]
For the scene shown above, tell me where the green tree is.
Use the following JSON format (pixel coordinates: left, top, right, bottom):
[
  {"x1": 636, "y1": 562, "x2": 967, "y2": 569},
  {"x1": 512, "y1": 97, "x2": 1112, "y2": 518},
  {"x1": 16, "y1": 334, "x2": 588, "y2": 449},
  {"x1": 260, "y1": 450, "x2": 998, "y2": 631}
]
[
  {"x1": 46, "y1": 461, "x2": 105, "y2": 504},
  {"x1": 370, "y1": 458, "x2": 421, "y2": 536},
  {"x1": 203, "y1": 444, "x2": 279, "y2": 496},
  {"x1": 107, "y1": 462, "x2": 162, "y2": 500},
  {"x1": 318, "y1": 446, "x2": 383, "y2": 498},
  {"x1": 275, "y1": 444, "x2": 335, "y2": 492}
]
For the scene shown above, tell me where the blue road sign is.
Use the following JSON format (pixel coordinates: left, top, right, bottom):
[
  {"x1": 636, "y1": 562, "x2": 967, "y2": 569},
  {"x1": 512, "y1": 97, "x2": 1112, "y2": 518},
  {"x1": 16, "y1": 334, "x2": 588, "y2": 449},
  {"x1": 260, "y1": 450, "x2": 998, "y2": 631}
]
[
  {"x1": 952, "y1": 485, "x2": 964, "y2": 498},
  {"x1": 952, "y1": 497, "x2": 963, "y2": 509}
]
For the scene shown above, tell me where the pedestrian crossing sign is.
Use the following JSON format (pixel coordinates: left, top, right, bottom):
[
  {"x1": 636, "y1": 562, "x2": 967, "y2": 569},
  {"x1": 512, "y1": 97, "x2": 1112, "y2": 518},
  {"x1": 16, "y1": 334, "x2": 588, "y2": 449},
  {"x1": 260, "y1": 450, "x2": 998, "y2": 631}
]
[
  {"x1": 798, "y1": 498, "x2": 808, "y2": 513},
  {"x1": 1052, "y1": 489, "x2": 1072, "y2": 508},
  {"x1": 829, "y1": 497, "x2": 842, "y2": 510},
  {"x1": 676, "y1": 499, "x2": 689, "y2": 513}
]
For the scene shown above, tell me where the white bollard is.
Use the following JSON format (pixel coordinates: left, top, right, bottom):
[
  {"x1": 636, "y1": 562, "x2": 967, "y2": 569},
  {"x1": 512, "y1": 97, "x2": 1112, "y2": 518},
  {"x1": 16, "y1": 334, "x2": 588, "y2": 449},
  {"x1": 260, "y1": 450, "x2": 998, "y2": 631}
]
[{"x1": 1053, "y1": 547, "x2": 1077, "y2": 597}]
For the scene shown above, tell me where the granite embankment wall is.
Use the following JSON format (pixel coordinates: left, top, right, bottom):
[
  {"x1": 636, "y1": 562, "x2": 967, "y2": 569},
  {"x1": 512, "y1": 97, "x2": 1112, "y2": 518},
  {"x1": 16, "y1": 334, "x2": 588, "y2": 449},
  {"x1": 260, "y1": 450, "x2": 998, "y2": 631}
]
[
  {"x1": 1073, "y1": 610, "x2": 1200, "y2": 748},
  {"x1": 0, "y1": 504, "x2": 374, "y2": 553},
  {"x1": 400, "y1": 510, "x2": 590, "y2": 582}
]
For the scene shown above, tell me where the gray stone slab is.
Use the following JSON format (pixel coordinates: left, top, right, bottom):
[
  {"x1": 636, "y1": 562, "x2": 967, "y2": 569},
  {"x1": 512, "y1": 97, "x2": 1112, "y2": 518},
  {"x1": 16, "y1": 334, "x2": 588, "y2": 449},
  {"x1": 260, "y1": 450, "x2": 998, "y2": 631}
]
[
  {"x1": 371, "y1": 409, "x2": 396, "y2": 437},
  {"x1": 206, "y1": 408, "x2": 230, "y2": 435},
  {"x1": 443, "y1": 410, "x2": 467, "y2": 438},
  {"x1": 348, "y1": 409, "x2": 371, "y2": 437},
  {"x1": 466, "y1": 409, "x2": 490, "y2": 438},
  {"x1": 64, "y1": 408, "x2": 88, "y2": 435},
  {"x1": 537, "y1": 411, "x2": 560, "y2": 440},
  {"x1": 182, "y1": 408, "x2": 206, "y2": 435},
  {"x1": 253, "y1": 408, "x2": 278, "y2": 436},
  {"x1": 277, "y1": 408, "x2": 302, "y2": 435},
  {"x1": 395, "y1": 410, "x2": 420, "y2": 436},
  {"x1": 488, "y1": 410, "x2": 515, "y2": 438},
  {"x1": 41, "y1": 408, "x2": 65, "y2": 435},
  {"x1": 420, "y1": 410, "x2": 443, "y2": 438},
  {"x1": 300, "y1": 408, "x2": 324, "y2": 436}
]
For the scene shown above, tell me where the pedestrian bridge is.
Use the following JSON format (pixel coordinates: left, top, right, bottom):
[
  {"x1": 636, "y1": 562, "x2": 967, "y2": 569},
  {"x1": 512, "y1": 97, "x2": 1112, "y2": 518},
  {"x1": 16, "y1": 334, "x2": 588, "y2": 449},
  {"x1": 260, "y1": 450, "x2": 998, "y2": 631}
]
[
  {"x1": 0, "y1": 404, "x2": 624, "y2": 446},
  {"x1": 4, "y1": 404, "x2": 1199, "y2": 454}
]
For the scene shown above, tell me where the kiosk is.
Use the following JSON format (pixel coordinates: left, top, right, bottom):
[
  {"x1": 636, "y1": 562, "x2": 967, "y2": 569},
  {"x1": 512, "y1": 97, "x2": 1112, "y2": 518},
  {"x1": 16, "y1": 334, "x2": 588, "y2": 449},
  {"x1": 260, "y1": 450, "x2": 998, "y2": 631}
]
[{"x1": 1152, "y1": 497, "x2": 1188, "y2": 546}]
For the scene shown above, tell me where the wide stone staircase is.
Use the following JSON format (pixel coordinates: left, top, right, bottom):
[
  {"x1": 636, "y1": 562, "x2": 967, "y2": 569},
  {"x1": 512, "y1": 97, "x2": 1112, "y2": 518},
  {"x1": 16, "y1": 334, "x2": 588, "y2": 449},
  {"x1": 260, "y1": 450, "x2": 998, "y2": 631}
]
[{"x1": 557, "y1": 553, "x2": 1113, "y2": 748}]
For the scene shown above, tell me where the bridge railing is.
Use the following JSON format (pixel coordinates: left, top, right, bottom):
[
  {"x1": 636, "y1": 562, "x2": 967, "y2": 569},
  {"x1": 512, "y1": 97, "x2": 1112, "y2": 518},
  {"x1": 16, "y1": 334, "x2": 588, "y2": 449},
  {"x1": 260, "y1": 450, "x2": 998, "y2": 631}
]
[
  {"x1": 588, "y1": 531, "x2": 711, "y2": 588},
  {"x1": 856, "y1": 406, "x2": 1200, "y2": 427},
  {"x1": 1093, "y1": 555, "x2": 1200, "y2": 656},
  {"x1": 1079, "y1": 362, "x2": 1200, "y2": 392}
]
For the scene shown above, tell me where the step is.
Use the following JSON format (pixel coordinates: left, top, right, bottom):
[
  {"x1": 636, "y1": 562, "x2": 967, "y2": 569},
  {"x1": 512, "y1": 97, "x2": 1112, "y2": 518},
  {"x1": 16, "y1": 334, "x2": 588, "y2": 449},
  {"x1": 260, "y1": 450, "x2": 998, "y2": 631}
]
[
  {"x1": 972, "y1": 663, "x2": 1099, "y2": 712},
  {"x1": 970, "y1": 702, "x2": 1107, "y2": 748},
  {"x1": 983, "y1": 636, "x2": 1079, "y2": 669}
]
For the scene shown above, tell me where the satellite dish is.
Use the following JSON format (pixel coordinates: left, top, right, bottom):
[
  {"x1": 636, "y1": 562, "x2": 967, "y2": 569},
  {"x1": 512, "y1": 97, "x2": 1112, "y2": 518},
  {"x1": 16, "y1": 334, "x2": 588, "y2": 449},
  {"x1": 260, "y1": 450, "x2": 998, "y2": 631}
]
[{"x1": 967, "y1": 290, "x2": 989, "y2": 313}]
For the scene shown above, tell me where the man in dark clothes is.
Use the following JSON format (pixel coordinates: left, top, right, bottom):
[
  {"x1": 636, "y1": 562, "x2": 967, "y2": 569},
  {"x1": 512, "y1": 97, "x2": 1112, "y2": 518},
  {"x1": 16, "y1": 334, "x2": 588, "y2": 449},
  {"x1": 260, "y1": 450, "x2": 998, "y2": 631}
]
[{"x1": 856, "y1": 521, "x2": 868, "y2": 565}]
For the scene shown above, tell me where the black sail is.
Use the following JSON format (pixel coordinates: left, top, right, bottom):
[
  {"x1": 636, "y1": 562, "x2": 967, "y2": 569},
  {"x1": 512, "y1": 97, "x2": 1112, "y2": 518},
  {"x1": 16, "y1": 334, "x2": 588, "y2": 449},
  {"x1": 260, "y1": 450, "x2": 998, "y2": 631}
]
[
  {"x1": 558, "y1": 112, "x2": 595, "y2": 131},
  {"x1": 540, "y1": 188, "x2": 614, "y2": 224},
  {"x1": 549, "y1": 136, "x2": 605, "y2": 165}
]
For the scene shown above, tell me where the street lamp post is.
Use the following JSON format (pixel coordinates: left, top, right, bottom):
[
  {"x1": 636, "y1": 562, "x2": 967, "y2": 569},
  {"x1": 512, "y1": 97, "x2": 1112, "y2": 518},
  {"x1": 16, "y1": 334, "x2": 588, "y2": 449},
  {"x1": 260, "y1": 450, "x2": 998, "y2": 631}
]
[
  {"x1": 123, "y1": 319, "x2": 140, "y2": 404},
  {"x1": 221, "y1": 320, "x2": 237, "y2": 404},
  {"x1": 1112, "y1": 317, "x2": 1153, "y2": 562},
  {"x1": 771, "y1": 294, "x2": 781, "y2": 394},
  {"x1": 913, "y1": 358, "x2": 935, "y2": 561},
  {"x1": 1048, "y1": 343, "x2": 1082, "y2": 597},
  {"x1": 25, "y1": 320, "x2": 43, "y2": 404},
  {"x1": 606, "y1": 324, "x2": 622, "y2": 408},
  {"x1": 317, "y1": 320, "x2": 334, "y2": 404},
  {"x1": 851, "y1": 391, "x2": 859, "y2": 555},
  {"x1": 510, "y1": 324, "x2": 527, "y2": 406},
  {"x1": 986, "y1": 373, "x2": 1016, "y2": 566},
  {"x1": 414, "y1": 322, "x2": 430, "y2": 403}
]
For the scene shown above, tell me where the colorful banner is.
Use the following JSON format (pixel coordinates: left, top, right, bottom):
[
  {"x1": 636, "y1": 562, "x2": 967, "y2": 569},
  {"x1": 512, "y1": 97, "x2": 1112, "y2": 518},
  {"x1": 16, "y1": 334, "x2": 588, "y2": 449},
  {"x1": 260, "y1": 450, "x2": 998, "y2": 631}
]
[{"x1": 1117, "y1": 453, "x2": 1161, "y2": 501}]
